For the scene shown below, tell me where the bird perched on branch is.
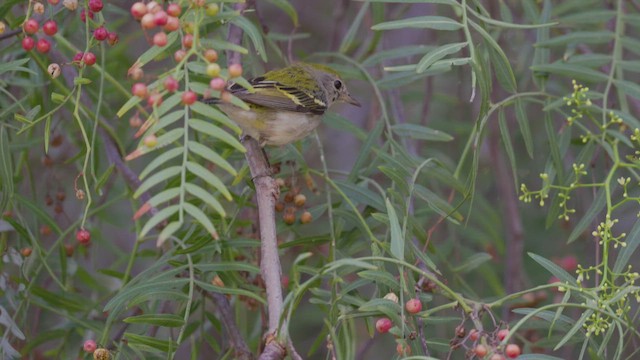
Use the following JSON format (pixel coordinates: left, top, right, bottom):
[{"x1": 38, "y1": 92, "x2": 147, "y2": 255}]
[{"x1": 204, "y1": 63, "x2": 360, "y2": 146}]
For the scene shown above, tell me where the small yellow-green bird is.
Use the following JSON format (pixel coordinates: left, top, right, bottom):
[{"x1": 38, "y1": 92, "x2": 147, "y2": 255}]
[{"x1": 205, "y1": 63, "x2": 360, "y2": 146}]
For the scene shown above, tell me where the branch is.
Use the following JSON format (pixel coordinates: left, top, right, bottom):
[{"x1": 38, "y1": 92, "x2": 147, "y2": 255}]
[{"x1": 208, "y1": 293, "x2": 254, "y2": 360}]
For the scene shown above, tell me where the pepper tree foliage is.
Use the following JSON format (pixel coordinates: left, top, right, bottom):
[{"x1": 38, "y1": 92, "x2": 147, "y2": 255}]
[{"x1": 1, "y1": 0, "x2": 640, "y2": 359}]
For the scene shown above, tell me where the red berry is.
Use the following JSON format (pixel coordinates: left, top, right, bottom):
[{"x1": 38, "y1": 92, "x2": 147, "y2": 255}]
[
  {"x1": 209, "y1": 77, "x2": 226, "y2": 91},
  {"x1": 73, "y1": 52, "x2": 84, "y2": 62},
  {"x1": 43, "y1": 20, "x2": 58, "y2": 36},
  {"x1": 375, "y1": 318, "x2": 392, "y2": 334},
  {"x1": 147, "y1": 93, "x2": 163, "y2": 107},
  {"x1": 23, "y1": 19, "x2": 39, "y2": 35},
  {"x1": 164, "y1": 16, "x2": 180, "y2": 32},
  {"x1": 505, "y1": 344, "x2": 521, "y2": 358},
  {"x1": 228, "y1": 63, "x2": 243, "y2": 78},
  {"x1": 132, "y1": 83, "x2": 148, "y2": 98},
  {"x1": 141, "y1": 13, "x2": 155, "y2": 29},
  {"x1": 153, "y1": 11, "x2": 168, "y2": 26},
  {"x1": 497, "y1": 329, "x2": 509, "y2": 341},
  {"x1": 405, "y1": 298, "x2": 422, "y2": 314},
  {"x1": 88, "y1": 0, "x2": 103, "y2": 13},
  {"x1": 182, "y1": 34, "x2": 193, "y2": 48},
  {"x1": 163, "y1": 76, "x2": 178, "y2": 92},
  {"x1": 130, "y1": 2, "x2": 147, "y2": 19},
  {"x1": 469, "y1": 329, "x2": 480, "y2": 341},
  {"x1": 36, "y1": 38, "x2": 51, "y2": 53},
  {"x1": 83, "y1": 339, "x2": 97, "y2": 353},
  {"x1": 48, "y1": 0, "x2": 60, "y2": 4},
  {"x1": 80, "y1": 9, "x2": 94, "y2": 23},
  {"x1": 76, "y1": 229, "x2": 91, "y2": 244},
  {"x1": 153, "y1": 32, "x2": 167, "y2": 47},
  {"x1": 22, "y1": 37, "x2": 35, "y2": 51},
  {"x1": 181, "y1": 91, "x2": 196, "y2": 105},
  {"x1": 174, "y1": 49, "x2": 186, "y2": 62},
  {"x1": 107, "y1": 32, "x2": 119, "y2": 46},
  {"x1": 474, "y1": 344, "x2": 488, "y2": 357},
  {"x1": 204, "y1": 49, "x2": 218, "y2": 62},
  {"x1": 94, "y1": 26, "x2": 108, "y2": 41},
  {"x1": 83, "y1": 52, "x2": 97, "y2": 66},
  {"x1": 166, "y1": 3, "x2": 181, "y2": 17},
  {"x1": 21, "y1": 247, "x2": 33, "y2": 257}
]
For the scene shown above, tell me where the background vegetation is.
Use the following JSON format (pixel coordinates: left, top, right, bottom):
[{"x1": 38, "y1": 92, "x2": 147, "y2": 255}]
[{"x1": 1, "y1": 0, "x2": 640, "y2": 359}]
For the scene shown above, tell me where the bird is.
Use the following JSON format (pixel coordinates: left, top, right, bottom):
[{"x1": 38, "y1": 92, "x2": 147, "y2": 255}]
[{"x1": 203, "y1": 63, "x2": 360, "y2": 146}]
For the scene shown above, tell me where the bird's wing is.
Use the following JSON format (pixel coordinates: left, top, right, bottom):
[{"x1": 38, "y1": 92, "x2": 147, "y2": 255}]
[{"x1": 228, "y1": 76, "x2": 328, "y2": 115}]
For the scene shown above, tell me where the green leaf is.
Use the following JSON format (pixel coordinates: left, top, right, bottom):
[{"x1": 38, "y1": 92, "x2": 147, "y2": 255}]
[
  {"x1": 187, "y1": 141, "x2": 237, "y2": 176},
  {"x1": 530, "y1": 63, "x2": 608, "y2": 83},
  {"x1": 0, "y1": 127, "x2": 14, "y2": 211},
  {"x1": 515, "y1": 99, "x2": 534, "y2": 158},
  {"x1": 124, "y1": 314, "x2": 185, "y2": 327},
  {"x1": 529, "y1": 253, "x2": 577, "y2": 285},
  {"x1": 189, "y1": 119, "x2": 245, "y2": 152},
  {"x1": 339, "y1": 1, "x2": 369, "y2": 53},
  {"x1": 613, "y1": 218, "x2": 640, "y2": 273},
  {"x1": 135, "y1": 31, "x2": 180, "y2": 67},
  {"x1": 147, "y1": 188, "x2": 181, "y2": 208},
  {"x1": 334, "y1": 180, "x2": 385, "y2": 210},
  {"x1": 139, "y1": 205, "x2": 180, "y2": 238},
  {"x1": 372, "y1": 16, "x2": 463, "y2": 31},
  {"x1": 183, "y1": 202, "x2": 219, "y2": 238},
  {"x1": 386, "y1": 198, "x2": 404, "y2": 261},
  {"x1": 363, "y1": 45, "x2": 434, "y2": 67},
  {"x1": 153, "y1": 128, "x2": 184, "y2": 149},
  {"x1": 231, "y1": 16, "x2": 267, "y2": 62},
  {"x1": 469, "y1": 20, "x2": 517, "y2": 93},
  {"x1": 73, "y1": 77, "x2": 92, "y2": 85},
  {"x1": 190, "y1": 102, "x2": 240, "y2": 133},
  {"x1": 536, "y1": 31, "x2": 614, "y2": 47},
  {"x1": 452, "y1": 253, "x2": 492, "y2": 273},
  {"x1": 124, "y1": 333, "x2": 178, "y2": 353},
  {"x1": 391, "y1": 123, "x2": 454, "y2": 141},
  {"x1": 567, "y1": 187, "x2": 605, "y2": 243},
  {"x1": 413, "y1": 185, "x2": 463, "y2": 222},
  {"x1": 157, "y1": 221, "x2": 181, "y2": 246},
  {"x1": 498, "y1": 109, "x2": 518, "y2": 188},
  {"x1": 416, "y1": 42, "x2": 467, "y2": 73},
  {"x1": 185, "y1": 161, "x2": 232, "y2": 200},
  {"x1": 134, "y1": 166, "x2": 181, "y2": 199},
  {"x1": 265, "y1": 0, "x2": 298, "y2": 27},
  {"x1": 140, "y1": 147, "x2": 184, "y2": 180},
  {"x1": 560, "y1": 10, "x2": 615, "y2": 25},
  {"x1": 184, "y1": 183, "x2": 226, "y2": 216},
  {"x1": 614, "y1": 79, "x2": 640, "y2": 100}
]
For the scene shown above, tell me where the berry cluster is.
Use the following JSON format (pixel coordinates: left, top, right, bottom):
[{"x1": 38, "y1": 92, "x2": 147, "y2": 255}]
[
  {"x1": 128, "y1": 1, "x2": 242, "y2": 115},
  {"x1": 274, "y1": 177, "x2": 313, "y2": 225}
]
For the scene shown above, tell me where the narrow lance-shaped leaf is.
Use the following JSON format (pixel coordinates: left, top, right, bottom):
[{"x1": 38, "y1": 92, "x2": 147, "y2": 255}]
[{"x1": 386, "y1": 198, "x2": 404, "y2": 261}]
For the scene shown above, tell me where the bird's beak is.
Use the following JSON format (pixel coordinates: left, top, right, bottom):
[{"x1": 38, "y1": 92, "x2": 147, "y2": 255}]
[{"x1": 343, "y1": 93, "x2": 361, "y2": 107}]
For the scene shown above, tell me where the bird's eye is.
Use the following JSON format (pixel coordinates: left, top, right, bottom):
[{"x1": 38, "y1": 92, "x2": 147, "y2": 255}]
[{"x1": 333, "y1": 80, "x2": 342, "y2": 90}]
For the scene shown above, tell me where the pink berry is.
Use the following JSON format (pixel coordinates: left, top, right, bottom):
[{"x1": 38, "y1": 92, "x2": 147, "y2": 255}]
[
  {"x1": 209, "y1": 77, "x2": 226, "y2": 91},
  {"x1": 141, "y1": 13, "x2": 155, "y2": 29},
  {"x1": 88, "y1": 0, "x2": 103, "y2": 13},
  {"x1": 43, "y1": 20, "x2": 58, "y2": 36},
  {"x1": 130, "y1": 2, "x2": 147, "y2": 19},
  {"x1": 163, "y1": 16, "x2": 180, "y2": 32},
  {"x1": 147, "y1": 93, "x2": 163, "y2": 107},
  {"x1": 166, "y1": 3, "x2": 181, "y2": 17},
  {"x1": 94, "y1": 26, "x2": 108, "y2": 41},
  {"x1": 48, "y1": 0, "x2": 60, "y2": 4},
  {"x1": 80, "y1": 9, "x2": 94, "y2": 23},
  {"x1": 36, "y1": 38, "x2": 51, "y2": 53},
  {"x1": 181, "y1": 91, "x2": 196, "y2": 105},
  {"x1": 405, "y1": 298, "x2": 422, "y2": 314},
  {"x1": 559, "y1": 255, "x2": 578, "y2": 272},
  {"x1": 474, "y1": 344, "x2": 488, "y2": 357},
  {"x1": 83, "y1": 52, "x2": 97, "y2": 66},
  {"x1": 76, "y1": 229, "x2": 91, "y2": 244},
  {"x1": 469, "y1": 329, "x2": 480, "y2": 341},
  {"x1": 153, "y1": 32, "x2": 167, "y2": 47},
  {"x1": 497, "y1": 329, "x2": 509, "y2": 341},
  {"x1": 182, "y1": 34, "x2": 193, "y2": 48},
  {"x1": 22, "y1": 37, "x2": 35, "y2": 51},
  {"x1": 153, "y1": 11, "x2": 168, "y2": 26},
  {"x1": 107, "y1": 32, "x2": 119, "y2": 46},
  {"x1": 23, "y1": 19, "x2": 39, "y2": 35},
  {"x1": 375, "y1": 318, "x2": 392, "y2": 334},
  {"x1": 228, "y1": 63, "x2": 243, "y2": 78},
  {"x1": 83, "y1": 339, "x2": 97, "y2": 353},
  {"x1": 174, "y1": 49, "x2": 186, "y2": 62},
  {"x1": 505, "y1": 344, "x2": 521, "y2": 358},
  {"x1": 163, "y1": 76, "x2": 178, "y2": 92},
  {"x1": 73, "y1": 52, "x2": 84, "y2": 62},
  {"x1": 132, "y1": 83, "x2": 148, "y2": 98}
]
